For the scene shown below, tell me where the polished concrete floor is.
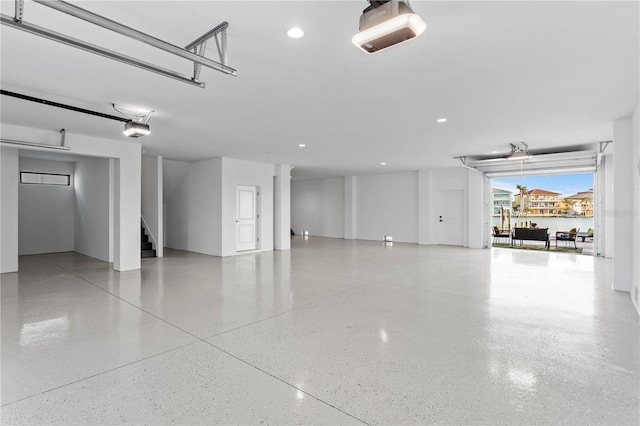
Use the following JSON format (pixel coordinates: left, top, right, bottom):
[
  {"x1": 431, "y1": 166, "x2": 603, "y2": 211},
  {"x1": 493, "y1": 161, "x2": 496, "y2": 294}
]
[{"x1": 1, "y1": 237, "x2": 638, "y2": 425}]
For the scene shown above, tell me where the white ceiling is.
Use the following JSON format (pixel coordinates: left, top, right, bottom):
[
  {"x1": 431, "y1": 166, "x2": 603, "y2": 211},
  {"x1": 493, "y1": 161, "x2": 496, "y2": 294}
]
[{"x1": 1, "y1": 1, "x2": 638, "y2": 179}]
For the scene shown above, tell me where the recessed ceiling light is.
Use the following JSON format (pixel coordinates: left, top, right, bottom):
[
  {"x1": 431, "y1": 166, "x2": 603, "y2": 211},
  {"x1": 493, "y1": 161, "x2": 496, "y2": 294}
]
[
  {"x1": 298, "y1": 143, "x2": 306, "y2": 148},
  {"x1": 380, "y1": 162, "x2": 387, "y2": 166},
  {"x1": 491, "y1": 150, "x2": 498, "y2": 154},
  {"x1": 287, "y1": 28, "x2": 304, "y2": 39},
  {"x1": 437, "y1": 118, "x2": 447, "y2": 123}
]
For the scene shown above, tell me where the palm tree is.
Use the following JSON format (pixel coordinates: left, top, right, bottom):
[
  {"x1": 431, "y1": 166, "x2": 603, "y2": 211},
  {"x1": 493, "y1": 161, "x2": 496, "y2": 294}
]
[
  {"x1": 515, "y1": 185, "x2": 528, "y2": 216},
  {"x1": 560, "y1": 197, "x2": 574, "y2": 215}
]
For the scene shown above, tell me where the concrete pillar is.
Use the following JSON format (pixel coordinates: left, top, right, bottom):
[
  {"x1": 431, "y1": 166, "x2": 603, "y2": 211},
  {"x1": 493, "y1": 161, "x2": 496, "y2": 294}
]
[
  {"x1": 1, "y1": 147, "x2": 19, "y2": 273},
  {"x1": 274, "y1": 164, "x2": 291, "y2": 250},
  {"x1": 417, "y1": 170, "x2": 431, "y2": 245},
  {"x1": 344, "y1": 176, "x2": 356, "y2": 239},
  {"x1": 612, "y1": 118, "x2": 633, "y2": 292},
  {"x1": 467, "y1": 169, "x2": 485, "y2": 249}
]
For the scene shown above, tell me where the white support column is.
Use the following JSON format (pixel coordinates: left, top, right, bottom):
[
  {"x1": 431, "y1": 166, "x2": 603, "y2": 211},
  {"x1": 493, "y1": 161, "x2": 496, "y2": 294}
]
[
  {"x1": 1, "y1": 147, "x2": 19, "y2": 273},
  {"x1": 595, "y1": 154, "x2": 614, "y2": 258},
  {"x1": 108, "y1": 158, "x2": 115, "y2": 263},
  {"x1": 612, "y1": 118, "x2": 633, "y2": 292},
  {"x1": 156, "y1": 156, "x2": 163, "y2": 257},
  {"x1": 467, "y1": 169, "x2": 485, "y2": 249},
  {"x1": 274, "y1": 164, "x2": 291, "y2": 250},
  {"x1": 344, "y1": 176, "x2": 356, "y2": 239},
  {"x1": 417, "y1": 170, "x2": 432, "y2": 245}
]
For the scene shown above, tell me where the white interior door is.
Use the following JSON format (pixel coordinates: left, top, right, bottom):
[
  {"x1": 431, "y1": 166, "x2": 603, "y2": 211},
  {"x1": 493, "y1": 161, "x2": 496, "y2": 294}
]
[
  {"x1": 437, "y1": 190, "x2": 464, "y2": 246},
  {"x1": 236, "y1": 185, "x2": 257, "y2": 252}
]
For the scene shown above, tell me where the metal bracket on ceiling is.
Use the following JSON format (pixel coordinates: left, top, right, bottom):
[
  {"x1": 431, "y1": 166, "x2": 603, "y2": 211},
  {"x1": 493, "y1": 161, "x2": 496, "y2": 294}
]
[
  {"x1": 455, "y1": 156, "x2": 481, "y2": 172},
  {"x1": 14, "y1": 0, "x2": 24, "y2": 23},
  {"x1": 596, "y1": 140, "x2": 612, "y2": 166},
  {"x1": 599, "y1": 140, "x2": 612, "y2": 154},
  {"x1": 2, "y1": 0, "x2": 237, "y2": 88},
  {"x1": 185, "y1": 21, "x2": 229, "y2": 82}
]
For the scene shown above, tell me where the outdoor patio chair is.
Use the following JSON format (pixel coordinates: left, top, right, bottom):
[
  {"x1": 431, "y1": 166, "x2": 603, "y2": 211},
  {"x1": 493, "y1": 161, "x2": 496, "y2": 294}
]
[
  {"x1": 492, "y1": 226, "x2": 511, "y2": 244},
  {"x1": 556, "y1": 227, "x2": 579, "y2": 249}
]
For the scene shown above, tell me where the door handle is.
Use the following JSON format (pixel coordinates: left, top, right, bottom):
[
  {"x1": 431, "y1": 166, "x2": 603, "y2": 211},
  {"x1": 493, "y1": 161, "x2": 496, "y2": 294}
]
[{"x1": 235, "y1": 220, "x2": 240, "y2": 223}]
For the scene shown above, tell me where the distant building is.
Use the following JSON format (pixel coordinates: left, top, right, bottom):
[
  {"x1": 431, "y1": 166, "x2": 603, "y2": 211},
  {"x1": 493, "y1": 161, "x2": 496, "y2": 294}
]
[
  {"x1": 564, "y1": 189, "x2": 594, "y2": 216},
  {"x1": 526, "y1": 189, "x2": 561, "y2": 216},
  {"x1": 492, "y1": 188, "x2": 512, "y2": 216}
]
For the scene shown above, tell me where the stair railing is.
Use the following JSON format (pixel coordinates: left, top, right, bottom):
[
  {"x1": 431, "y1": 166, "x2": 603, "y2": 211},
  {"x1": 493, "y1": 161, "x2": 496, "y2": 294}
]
[{"x1": 141, "y1": 215, "x2": 157, "y2": 251}]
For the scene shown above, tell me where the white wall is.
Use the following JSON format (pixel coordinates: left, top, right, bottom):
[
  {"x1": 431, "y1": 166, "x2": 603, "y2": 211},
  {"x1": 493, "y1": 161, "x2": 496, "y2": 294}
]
[
  {"x1": 2, "y1": 124, "x2": 140, "y2": 271},
  {"x1": 74, "y1": 157, "x2": 110, "y2": 262},
  {"x1": 354, "y1": 172, "x2": 418, "y2": 243},
  {"x1": 418, "y1": 168, "x2": 475, "y2": 247},
  {"x1": 18, "y1": 158, "x2": 74, "y2": 255},
  {"x1": 189, "y1": 158, "x2": 223, "y2": 256},
  {"x1": 631, "y1": 104, "x2": 640, "y2": 312},
  {"x1": 291, "y1": 177, "x2": 345, "y2": 238},
  {"x1": 291, "y1": 167, "x2": 485, "y2": 248},
  {"x1": 1, "y1": 147, "x2": 19, "y2": 273},
  {"x1": 142, "y1": 156, "x2": 163, "y2": 256},
  {"x1": 164, "y1": 157, "x2": 276, "y2": 257},
  {"x1": 221, "y1": 157, "x2": 274, "y2": 257},
  {"x1": 163, "y1": 158, "x2": 221, "y2": 256}
]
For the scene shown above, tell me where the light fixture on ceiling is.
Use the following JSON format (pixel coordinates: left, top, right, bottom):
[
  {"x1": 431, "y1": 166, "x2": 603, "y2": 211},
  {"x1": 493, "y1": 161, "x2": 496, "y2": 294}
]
[
  {"x1": 352, "y1": 1, "x2": 426, "y2": 54},
  {"x1": 437, "y1": 118, "x2": 447, "y2": 123},
  {"x1": 123, "y1": 121, "x2": 151, "y2": 138},
  {"x1": 298, "y1": 143, "x2": 306, "y2": 148},
  {"x1": 113, "y1": 104, "x2": 154, "y2": 138},
  {"x1": 507, "y1": 142, "x2": 533, "y2": 161},
  {"x1": 287, "y1": 28, "x2": 305, "y2": 38},
  {"x1": 380, "y1": 162, "x2": 387, "y2": 165}
]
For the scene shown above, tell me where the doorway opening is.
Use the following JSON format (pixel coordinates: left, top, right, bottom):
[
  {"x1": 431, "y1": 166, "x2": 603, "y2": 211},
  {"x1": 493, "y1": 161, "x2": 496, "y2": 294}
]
[
  {"x1": 490, "y1": 173, "x2": 595, "y2": 255},
  {"x1": 236, "y1": 185, "x2": 260, "y2": 252}
]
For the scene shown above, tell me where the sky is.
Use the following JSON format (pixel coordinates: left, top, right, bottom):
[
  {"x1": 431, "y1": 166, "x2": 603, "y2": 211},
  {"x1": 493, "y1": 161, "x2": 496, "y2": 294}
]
[{"x1": 492, "y1": 173, "x2": 594, "y2": 199}]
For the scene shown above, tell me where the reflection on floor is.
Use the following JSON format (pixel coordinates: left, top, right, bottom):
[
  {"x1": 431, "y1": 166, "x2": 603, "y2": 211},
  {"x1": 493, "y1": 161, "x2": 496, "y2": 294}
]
[
  {"x1": 492, "y1": 243, "x2": 584, "y2": 253},
  {"x1": 1, "y1": 238, "x2": 638, "y2": 425}
]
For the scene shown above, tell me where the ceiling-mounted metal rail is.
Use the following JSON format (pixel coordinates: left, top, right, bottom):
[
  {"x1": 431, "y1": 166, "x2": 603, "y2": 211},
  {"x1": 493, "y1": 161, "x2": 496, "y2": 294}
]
[
  {"x1": 32, "y1": 0, "x2": 236, "y2": 76},
  {"x1": 1, "y1": 129, "x2": 71, "y2": 151},
  {"x1": 455, "y1": 156, "x2": 481, "y2": 172},
  {"x1": 2, "y1": 0, "x2": 236, "y2": 88},
  {"x1": 0, "y1": 14, "x2": 206, "y2": 88}
]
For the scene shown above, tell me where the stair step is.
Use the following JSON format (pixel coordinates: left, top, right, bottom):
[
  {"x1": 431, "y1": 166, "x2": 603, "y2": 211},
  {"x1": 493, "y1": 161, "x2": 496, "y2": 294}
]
[
  {"x1": 141, "y1": 249, "x2": 156, "y2": 258},
  {"x1": 141, "y1": 241, "x2": 153, "y2": 250}
]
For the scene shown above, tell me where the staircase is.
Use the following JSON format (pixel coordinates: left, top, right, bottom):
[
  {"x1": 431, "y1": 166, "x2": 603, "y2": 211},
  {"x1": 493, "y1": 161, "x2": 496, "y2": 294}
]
[{"x1": 141, "y1": 226, "x2": 156, "y2": 258}]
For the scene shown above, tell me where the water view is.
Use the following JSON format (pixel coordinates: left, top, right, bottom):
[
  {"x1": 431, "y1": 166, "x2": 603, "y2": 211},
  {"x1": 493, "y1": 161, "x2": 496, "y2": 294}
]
[{"x1": 491, "y1": 216, "x2": 594, "y2": 237}]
